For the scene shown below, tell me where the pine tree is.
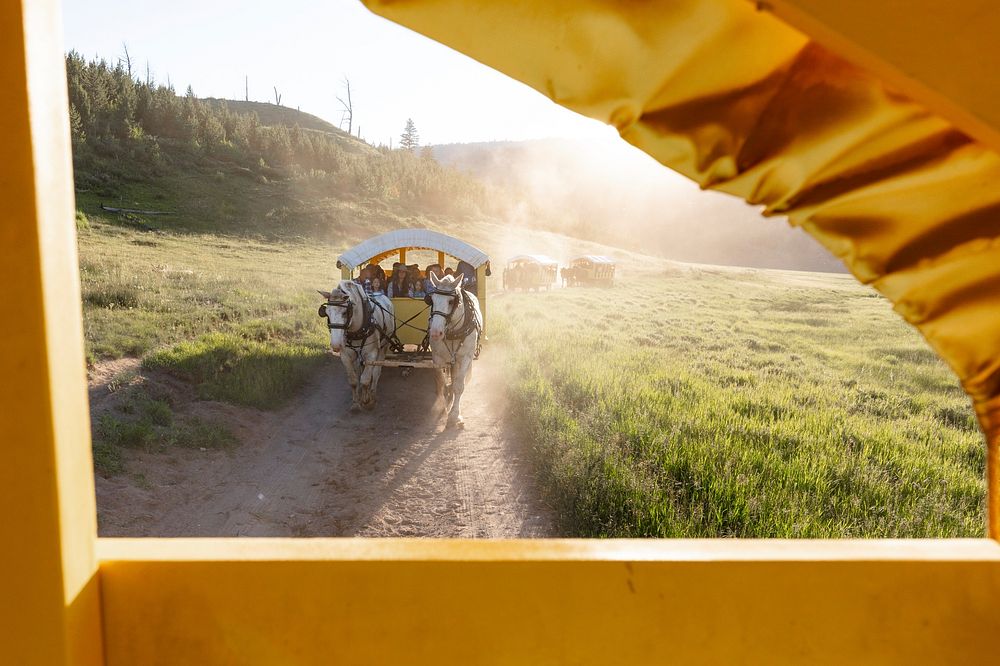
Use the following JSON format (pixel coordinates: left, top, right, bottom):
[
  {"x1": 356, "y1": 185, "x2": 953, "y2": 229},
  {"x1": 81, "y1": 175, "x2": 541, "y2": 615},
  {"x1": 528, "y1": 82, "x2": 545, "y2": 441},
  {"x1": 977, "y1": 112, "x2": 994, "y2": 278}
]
[{"x1": 399, "y1": 118, "x2": 419, "y2": 151}]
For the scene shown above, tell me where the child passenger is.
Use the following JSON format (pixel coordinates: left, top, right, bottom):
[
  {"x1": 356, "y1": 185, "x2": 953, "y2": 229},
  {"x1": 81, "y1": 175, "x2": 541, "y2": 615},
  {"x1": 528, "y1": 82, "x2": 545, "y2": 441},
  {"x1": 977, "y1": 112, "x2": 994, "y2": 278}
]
[{"x1": 409, "y1": 276, "x2": 425, "y2": 299}]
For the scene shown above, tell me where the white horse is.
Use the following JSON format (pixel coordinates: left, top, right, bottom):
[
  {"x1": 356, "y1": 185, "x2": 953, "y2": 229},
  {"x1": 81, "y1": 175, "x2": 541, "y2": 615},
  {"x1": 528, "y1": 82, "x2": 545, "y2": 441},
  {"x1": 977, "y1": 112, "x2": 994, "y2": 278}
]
[
  {"x1": 427, "y1": 272, "x2": 483, "y2": 428},
  {"x1": 318, "y1": 280, "x2": 395, "y2": 411}
]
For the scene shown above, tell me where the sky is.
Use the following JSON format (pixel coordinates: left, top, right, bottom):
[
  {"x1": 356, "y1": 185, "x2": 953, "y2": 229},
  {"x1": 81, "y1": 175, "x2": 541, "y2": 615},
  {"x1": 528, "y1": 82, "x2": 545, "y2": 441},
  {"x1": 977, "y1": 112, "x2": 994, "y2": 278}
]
[{"x1": 61, "y1": 0, "x2": 617, "y2": 147}]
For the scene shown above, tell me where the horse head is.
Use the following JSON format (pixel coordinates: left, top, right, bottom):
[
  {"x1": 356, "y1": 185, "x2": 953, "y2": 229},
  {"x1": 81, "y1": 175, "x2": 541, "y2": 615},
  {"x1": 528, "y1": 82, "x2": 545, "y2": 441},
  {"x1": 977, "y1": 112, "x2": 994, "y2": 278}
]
[
  {"x1": 318, "y1": 282, "x2": 362, "y2": 352},
  {"x1": 427, "y1": 272, "x2": 465, "y2": 341}
]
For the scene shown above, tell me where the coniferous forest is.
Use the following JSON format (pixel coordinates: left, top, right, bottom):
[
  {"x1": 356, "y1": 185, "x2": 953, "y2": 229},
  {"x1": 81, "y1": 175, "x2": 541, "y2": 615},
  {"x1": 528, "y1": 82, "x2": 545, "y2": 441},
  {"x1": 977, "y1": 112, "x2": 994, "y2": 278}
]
[{"x1": 65, "y1": 52, "x2": 518, "y2": 232}]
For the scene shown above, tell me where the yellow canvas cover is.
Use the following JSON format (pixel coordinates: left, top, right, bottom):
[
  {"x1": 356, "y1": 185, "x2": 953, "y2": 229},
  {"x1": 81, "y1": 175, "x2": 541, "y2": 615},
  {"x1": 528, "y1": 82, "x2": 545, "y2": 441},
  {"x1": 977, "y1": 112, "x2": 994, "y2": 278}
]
[{"x1": 363, "y1": 0, "x2": 1000, "y2": 532}]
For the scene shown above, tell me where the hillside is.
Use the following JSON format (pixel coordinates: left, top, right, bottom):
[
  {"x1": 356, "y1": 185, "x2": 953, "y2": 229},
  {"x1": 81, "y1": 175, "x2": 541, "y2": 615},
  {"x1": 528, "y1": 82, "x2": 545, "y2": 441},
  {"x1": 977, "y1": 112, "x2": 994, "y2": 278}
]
[
  {"x1": 67, "y1": 53, "x2": 535, "y2": 242},
  {"x1": 201, "y1": 98, "x2": 376, "y2": 155}
]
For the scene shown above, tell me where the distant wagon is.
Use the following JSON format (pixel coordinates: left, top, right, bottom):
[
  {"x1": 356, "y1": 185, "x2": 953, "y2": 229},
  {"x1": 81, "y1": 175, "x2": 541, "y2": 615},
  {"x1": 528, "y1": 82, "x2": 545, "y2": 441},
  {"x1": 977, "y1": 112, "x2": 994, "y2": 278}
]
[
  {"x1": 563, "y1": 255, "x2": 616, "y2": 287},
  {"x1": 334, "y1": 228, "x2": 491, "y2": 369},
  {"x1": 502, "y1": 255, "x2": 559, "y2": 291}
]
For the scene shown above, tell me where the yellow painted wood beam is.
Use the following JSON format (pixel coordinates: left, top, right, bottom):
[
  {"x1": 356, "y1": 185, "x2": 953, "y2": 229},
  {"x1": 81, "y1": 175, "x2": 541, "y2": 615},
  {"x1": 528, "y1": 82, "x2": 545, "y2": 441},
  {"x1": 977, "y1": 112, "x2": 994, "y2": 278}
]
[
  {"x1": 759, "y1": 0, "x2": 1000, "y2": 156},
  {"x1": 99, "y1": 538, "x2": 1000, "y2": 665},
  {"x1": 0, "y1": 1, "x2": 103, "y2": 664}
]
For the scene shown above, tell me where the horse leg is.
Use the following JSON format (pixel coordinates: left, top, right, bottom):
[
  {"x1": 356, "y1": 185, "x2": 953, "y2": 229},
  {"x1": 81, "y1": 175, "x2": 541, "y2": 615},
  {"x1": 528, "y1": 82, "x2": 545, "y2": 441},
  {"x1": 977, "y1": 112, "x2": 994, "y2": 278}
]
[
  {"x1": 434, "y1": 366, "x2": 450, "y2": 412},
  {"x1": 447, "y1": 355, "x2": 474, "y2": 429},
  {"x1": 359, "y1": 361, "x2": 381, "y2": 410},
  {"x1": 342, "y1": 352, "x2": 362, "y2": 412}
]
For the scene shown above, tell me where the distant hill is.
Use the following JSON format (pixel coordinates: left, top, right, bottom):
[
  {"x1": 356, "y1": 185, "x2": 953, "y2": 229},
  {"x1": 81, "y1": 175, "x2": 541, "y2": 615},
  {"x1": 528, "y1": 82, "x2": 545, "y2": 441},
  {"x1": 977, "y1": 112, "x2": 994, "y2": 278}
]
[
  {"x1": 201, "y1": 99, "x2": 376, "y2": 155},
  {"x1": 205, "y1": 99, "x2": 343, "y2": 134},
  {"x1": 432, "y1": 139, "x2": 846, "y2": 273}
]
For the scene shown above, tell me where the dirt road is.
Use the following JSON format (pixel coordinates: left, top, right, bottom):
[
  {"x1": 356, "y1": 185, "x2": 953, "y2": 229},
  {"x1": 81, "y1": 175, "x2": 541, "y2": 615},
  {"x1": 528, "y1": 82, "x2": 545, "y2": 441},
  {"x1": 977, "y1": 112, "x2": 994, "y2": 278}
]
[{"x1": 94, "y1": 354, "x2": 554, "y2": 538}]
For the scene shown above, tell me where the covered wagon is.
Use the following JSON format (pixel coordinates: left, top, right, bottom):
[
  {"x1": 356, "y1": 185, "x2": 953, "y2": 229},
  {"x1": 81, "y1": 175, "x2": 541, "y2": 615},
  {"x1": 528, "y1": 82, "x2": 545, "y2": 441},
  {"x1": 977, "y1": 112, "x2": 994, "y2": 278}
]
[
  {"x1": 502, "y1": 254, "x2": 558, "y2": 291},
  {"x1": 563, "y1": 255, "x2": 616, "y2": 287},
  {"x1": 334, "y1": 228, "x2": 491, "y2": 368}
]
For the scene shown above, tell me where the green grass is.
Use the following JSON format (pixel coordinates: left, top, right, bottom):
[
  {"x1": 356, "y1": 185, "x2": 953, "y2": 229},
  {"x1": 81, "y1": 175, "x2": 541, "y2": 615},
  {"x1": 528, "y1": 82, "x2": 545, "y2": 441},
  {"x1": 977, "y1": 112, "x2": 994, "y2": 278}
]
[
  {"x1": 144, "y1": 332, "x2": 324, "y2": 409},
  {"x1": 78, "y1": 219, "x2": 334, "y2": 363},
  {"x1": 80, "y1": 221, "x2": 330, "y2": 409},
  {"x1": 92, "y1": 391, "x2": 236, "y2": 476},
  {"x1": 493, "y1": 267, "x2": 986, "y2": 538}
]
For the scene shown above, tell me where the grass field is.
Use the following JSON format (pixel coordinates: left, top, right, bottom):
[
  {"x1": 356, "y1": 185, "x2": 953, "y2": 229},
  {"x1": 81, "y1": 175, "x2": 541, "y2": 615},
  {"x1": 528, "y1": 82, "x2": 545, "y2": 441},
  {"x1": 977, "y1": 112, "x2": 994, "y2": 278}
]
[
  {"x1": 79, "y1": 220, "x2": 986, "y2": 537},
  {"x1": 78, "y1": 220, "x2": 331, "y2": 380},
  {"x1": 79, "y1": 218, "x2": 336, "y2": 471},
  {"x1": 491, "y1": 267, "x2": 985, "y2": 538}
]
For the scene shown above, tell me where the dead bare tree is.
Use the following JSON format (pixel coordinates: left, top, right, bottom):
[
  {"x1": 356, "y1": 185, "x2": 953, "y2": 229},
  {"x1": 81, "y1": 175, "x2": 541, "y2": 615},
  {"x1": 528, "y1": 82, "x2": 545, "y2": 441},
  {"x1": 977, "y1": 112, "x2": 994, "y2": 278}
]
[
  {"x1": 273, "y1": 86, "x2": 282, "y2": 106},
  {"x1": 336, "y1": 77, "x2": 354, "y2": 134},
  {"x1": 145, "y1": 60, "x2": 152, "y2": 86},
  {"x1": 245, "y1": 76, "x2": 249, "y2": 102},
  {"x1": 120, "y1": 42, "x2": 133, "y2": 79}
]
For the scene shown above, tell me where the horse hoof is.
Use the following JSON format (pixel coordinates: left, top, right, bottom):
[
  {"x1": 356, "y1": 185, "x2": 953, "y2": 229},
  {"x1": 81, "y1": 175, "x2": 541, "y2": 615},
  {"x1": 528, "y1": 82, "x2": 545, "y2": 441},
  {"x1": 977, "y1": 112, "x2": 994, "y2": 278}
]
[
  {"x1": 362, "y1": 400, "x2": 376, "y2": 411},
  {"x1": 448, "y1": 418, "x2": 464, "y2": 429},
  {"x1": 349, "y1": 402, "x2": 361, "y2": 413}
]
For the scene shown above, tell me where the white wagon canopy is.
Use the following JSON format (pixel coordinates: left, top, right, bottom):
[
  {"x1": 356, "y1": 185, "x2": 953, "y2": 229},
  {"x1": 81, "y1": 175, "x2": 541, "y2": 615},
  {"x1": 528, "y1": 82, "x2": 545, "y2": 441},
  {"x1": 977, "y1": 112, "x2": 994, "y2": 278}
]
[
  {"x1": 572, "y1": 255, "x2": 614, "y2": 265},
  {"x1": 337, "y1": 229, "x2": 489, "y2": 272},
  {"x1": 506, "y1": 254, "x2": 559, "y2": 267}
]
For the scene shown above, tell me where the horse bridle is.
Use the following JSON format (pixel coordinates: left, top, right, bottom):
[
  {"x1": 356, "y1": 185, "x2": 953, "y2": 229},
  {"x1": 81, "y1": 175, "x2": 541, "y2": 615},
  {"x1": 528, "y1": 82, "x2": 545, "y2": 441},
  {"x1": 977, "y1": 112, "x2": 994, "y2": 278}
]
[
  {"x1": 319, "y1": 299, "x2": 350, "y2": 330},
  {"x1": 318, "y1": 297, "x2": 374, "y2": 343},
  {"x1": 427, "y1": 289, "x2": 461, "y2": 324}
]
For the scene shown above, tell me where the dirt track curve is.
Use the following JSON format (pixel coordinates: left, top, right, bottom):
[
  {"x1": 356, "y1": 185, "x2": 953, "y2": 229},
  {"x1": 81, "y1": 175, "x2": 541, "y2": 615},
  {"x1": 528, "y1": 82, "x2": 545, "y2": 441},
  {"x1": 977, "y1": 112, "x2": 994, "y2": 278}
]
[{"x1": 94, "y1": 354, "x2": 555, "y2": 538}]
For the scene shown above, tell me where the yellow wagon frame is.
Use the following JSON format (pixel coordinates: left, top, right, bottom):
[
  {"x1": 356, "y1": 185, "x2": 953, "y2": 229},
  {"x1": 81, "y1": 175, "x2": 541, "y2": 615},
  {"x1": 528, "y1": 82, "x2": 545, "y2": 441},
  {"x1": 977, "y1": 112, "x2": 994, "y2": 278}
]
[{"x1": 5, "y1": 1, "x2": 1000, "y2": 664}]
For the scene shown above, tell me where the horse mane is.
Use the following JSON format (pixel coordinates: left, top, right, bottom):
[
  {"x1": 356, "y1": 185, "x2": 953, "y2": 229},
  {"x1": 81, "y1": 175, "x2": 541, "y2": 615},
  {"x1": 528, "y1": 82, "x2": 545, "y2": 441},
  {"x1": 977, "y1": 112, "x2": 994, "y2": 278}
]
[{"x1": 338, "y1": 279, "x2": 366, "y2": 304}]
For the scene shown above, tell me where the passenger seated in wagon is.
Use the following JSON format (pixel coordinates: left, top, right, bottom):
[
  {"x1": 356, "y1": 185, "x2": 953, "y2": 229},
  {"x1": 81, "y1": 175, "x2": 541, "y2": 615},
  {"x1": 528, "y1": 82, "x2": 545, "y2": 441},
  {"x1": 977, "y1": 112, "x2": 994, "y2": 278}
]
[
  {"x1": 424, "y1": 263, "x2": 444, "y2": 293},
  {"x1": 356, "y1": 265, "x2": 378, "y2": 293},
  {"x1": 387, "y1": 263, "x2": 411, "y2": 298},
  {"x1": 408, "y1": 267, "x2": 426, "y2": 298}
]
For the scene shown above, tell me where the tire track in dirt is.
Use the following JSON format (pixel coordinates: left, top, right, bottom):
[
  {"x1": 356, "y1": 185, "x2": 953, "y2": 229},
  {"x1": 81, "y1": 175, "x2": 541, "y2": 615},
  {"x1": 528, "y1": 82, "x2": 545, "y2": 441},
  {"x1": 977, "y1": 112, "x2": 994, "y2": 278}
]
[{"x1": 94, "y1": 353, "x2": 555, "y2": 538}]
